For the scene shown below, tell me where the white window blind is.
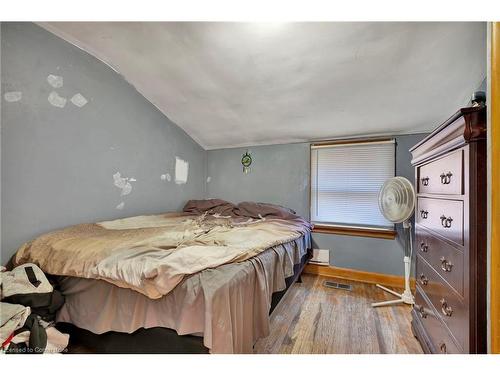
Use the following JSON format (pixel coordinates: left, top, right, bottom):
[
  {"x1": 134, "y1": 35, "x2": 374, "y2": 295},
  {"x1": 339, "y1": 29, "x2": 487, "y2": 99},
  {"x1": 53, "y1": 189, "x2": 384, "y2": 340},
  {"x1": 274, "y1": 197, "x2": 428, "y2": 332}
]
[{"x1": 310, "y1": 140, "x2": 395, "y2": 229}]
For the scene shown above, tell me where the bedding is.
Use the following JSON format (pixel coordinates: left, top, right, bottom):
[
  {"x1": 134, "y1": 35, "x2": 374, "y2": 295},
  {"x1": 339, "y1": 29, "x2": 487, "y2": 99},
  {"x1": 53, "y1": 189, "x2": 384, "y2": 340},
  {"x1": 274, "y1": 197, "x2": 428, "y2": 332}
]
[
  {"x1": 182, "y1": 198, "x2": 235, "y2": 216},
  {"x1": 12, "y1": 203, "x2": 311, "y2": 299},
  {"x1": 56, "y1": 236, "x2": 311, "y2": 353},
  {"x1": 11, "y1": 201, "x2": 312, "y2": 353},
  {"x1": 183, "y1": 199, "x2": 298, "y2": 219},
  {"x1": 233, "y1": 201, "x2": 299, "y2": 220}
]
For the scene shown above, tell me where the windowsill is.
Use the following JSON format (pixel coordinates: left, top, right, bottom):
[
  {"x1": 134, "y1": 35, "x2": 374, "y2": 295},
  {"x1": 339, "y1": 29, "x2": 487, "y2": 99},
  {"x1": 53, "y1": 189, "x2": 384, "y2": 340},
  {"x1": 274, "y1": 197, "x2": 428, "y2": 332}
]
[{"x1": 312, "y1": 224, "x2": 397, "y2": 240}]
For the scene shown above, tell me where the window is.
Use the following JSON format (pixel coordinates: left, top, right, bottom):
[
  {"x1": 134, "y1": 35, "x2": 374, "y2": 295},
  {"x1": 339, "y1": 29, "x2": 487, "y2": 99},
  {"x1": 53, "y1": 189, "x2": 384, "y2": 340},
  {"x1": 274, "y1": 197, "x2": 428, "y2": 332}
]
[{"x1": 310, "y1": 139, "x2": 395, "y2": 234}]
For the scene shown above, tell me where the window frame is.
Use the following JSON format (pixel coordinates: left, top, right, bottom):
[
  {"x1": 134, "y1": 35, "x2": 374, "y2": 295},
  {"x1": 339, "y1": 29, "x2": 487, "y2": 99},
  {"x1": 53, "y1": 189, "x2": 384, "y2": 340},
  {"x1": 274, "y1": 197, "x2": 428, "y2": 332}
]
[{"x1": 309, "y1": 137, "x2": 397, "y2": 240}]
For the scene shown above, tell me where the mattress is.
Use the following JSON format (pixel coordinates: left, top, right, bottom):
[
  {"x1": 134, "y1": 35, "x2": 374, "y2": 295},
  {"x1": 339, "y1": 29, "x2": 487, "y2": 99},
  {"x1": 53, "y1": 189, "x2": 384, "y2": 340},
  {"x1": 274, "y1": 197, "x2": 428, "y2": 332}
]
[{"x1": 55, "y1": 234, "x2": 311, "y2": 354}]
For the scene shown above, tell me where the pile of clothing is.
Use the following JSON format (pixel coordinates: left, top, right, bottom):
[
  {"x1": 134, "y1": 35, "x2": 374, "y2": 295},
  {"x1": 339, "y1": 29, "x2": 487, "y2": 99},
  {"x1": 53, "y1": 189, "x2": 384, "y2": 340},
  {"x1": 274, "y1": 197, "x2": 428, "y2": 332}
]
[{"x1": 1, "y1": 264, "x2": 69, "y2": 354}]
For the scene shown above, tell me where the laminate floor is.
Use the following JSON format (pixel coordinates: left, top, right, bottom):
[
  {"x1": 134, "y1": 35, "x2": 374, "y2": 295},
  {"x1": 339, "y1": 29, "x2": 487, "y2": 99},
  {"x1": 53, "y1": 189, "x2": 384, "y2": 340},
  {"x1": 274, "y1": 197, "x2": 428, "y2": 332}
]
[{"x1": 253, "y1": 273, "x2": 423, "y2": 354}]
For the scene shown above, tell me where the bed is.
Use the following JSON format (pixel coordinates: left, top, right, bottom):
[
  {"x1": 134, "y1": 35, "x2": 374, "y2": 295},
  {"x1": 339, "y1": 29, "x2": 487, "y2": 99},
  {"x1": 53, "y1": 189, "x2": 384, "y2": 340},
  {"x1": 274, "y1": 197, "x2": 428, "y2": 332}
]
[{"x1": 11, "y1": 200, "x2": 312, "y2": 353}]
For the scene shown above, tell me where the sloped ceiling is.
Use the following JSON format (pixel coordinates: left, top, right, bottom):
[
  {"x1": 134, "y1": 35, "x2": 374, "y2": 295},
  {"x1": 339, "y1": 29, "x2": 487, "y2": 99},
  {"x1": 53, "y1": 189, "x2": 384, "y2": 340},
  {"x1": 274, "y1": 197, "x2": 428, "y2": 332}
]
[{"x1": 39, "y1": 22, "x2": 486, "y2": 149}]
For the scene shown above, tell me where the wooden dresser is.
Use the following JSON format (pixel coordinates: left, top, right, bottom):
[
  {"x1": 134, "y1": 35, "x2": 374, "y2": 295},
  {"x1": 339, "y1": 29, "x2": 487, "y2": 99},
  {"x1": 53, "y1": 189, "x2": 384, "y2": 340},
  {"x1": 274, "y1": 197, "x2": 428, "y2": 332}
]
[{"x1": 409, "y1": 106, "x2": 487, "y2": 354}]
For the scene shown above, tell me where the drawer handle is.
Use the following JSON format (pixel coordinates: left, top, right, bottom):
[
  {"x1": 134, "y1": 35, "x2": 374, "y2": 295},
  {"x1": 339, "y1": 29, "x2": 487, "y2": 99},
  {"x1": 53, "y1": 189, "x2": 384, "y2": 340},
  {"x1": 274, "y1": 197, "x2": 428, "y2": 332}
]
[
  {"x1": 440, "y1": 298, "x2": 453, "y2": 317},
  {"x1": 440, "y1": 256, "x2": 453, "y2": 272},
  {"x1": 439, "y1": 343, "x2": 447, "y2": 354},
  {"x1": 419, "y1": 273, "x2": 428, "y2": 286},
  {"x1": 421, "y1": 177, "x2": 430, "y2": 186},
  {"x1": 440, "y1": 215, "x2": 453, "y2": 228},
  {"x1": 420, "y1": 242, "x2": 429, "y2": 252},
  {"x1": 418, "y1": 305, "x2": 428, "y2": 319},
  {"x1": 420, "y1": 210, "x2": 429, "y2": 219},
  {"x1": 440, "y1": 172, "x2": 453, "y2": 185}
]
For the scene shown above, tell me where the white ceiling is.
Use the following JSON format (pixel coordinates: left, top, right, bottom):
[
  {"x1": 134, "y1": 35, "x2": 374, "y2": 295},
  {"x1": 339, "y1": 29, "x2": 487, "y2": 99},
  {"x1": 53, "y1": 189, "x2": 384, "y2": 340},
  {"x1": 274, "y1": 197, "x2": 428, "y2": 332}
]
[{"x1": 39, "y1": 22, "x2": 486, "y2": 150}]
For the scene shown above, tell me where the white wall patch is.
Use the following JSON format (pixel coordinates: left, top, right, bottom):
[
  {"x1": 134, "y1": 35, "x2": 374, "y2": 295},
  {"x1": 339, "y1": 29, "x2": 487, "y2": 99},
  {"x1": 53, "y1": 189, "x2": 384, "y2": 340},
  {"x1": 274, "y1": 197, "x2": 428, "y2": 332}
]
[
  {"x1": 47, "y1": 74, "x2": 63, "y2": 88},
  {"x1": 175, "y1": 157, "x2": 189, "y2": 185},
  {"x1": 4, "y1": 91, "x2": 22, "y2": 102},
  {"x1": 206, "y1": 176, "x2": 211, "y2": 183},
  {"x1": 48, "y1": 91, "x2": 67, "y2": 108},
  {"x1": 122, "y1": 186, "x2": 132, "y2": 196},
  {"x1": 160, "y1": 173, "x2": 171, "y2": 182},
  {"x1": 70, "y1": 93, "x2": 88, "y2": 107},
  {"x1": 116, "y1": 202, "x2": 125, "y2": 210},
  {"x1": 113, "y1": 172, "x2": 135, "y2": 196}
]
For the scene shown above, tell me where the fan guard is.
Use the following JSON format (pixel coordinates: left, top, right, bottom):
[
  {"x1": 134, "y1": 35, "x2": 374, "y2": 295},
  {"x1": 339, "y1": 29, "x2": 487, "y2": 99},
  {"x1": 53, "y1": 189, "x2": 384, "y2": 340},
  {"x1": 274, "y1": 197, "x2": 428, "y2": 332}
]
[{"x1": 378, "y1": 176, "x2": 415, "y2": 224}]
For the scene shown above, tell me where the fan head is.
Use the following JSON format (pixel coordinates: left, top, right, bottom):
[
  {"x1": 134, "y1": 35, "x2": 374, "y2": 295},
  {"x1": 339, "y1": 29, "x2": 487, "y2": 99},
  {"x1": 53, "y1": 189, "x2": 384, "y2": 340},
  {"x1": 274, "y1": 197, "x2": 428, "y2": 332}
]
[{"x1": 378, "y1": 177, "x2": 415, "y2": 224}]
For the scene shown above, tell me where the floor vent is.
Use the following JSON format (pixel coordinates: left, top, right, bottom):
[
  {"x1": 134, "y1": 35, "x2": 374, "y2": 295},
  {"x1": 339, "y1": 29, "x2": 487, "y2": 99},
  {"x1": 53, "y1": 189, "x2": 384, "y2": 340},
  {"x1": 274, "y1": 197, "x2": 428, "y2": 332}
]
[{"x1": 323, "y1": 280, "x2": 352, "y2": 291}]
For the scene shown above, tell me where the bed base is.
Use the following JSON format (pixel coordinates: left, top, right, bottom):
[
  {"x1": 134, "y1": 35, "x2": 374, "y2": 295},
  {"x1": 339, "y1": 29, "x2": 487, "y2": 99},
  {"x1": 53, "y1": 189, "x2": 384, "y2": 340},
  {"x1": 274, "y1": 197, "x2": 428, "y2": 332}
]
[{"x1": 58, "y1": 249, "x2": 312, "y2": 354}]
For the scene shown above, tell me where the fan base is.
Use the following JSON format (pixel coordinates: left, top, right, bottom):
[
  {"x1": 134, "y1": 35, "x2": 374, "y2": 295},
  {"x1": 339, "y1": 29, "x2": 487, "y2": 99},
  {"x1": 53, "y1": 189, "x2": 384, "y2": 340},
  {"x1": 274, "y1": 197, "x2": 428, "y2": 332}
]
[{"x1": 371, "y1": 284, "x2": 414, "y2": 307}]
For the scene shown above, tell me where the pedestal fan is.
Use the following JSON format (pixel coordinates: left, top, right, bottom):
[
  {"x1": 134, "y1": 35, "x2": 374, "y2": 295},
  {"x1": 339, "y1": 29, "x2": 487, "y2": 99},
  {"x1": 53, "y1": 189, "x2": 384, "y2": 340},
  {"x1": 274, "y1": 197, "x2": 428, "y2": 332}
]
[{"x1": 372, "y1": 176, "x2": 415, "y2": 307}]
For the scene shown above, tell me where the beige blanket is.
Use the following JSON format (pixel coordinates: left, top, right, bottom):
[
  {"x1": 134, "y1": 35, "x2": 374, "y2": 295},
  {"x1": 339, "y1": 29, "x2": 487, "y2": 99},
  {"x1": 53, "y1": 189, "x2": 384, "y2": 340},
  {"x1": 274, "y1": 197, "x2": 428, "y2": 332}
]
[{"x1": 13, "y1": 213, "x2": 311, "y2": 299}]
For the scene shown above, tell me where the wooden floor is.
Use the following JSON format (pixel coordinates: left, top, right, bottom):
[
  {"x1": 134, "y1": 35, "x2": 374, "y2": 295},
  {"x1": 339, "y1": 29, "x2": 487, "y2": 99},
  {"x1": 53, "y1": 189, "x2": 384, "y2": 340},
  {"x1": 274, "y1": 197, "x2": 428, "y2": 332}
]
[
  {"x1": 67, "y1": 273, "x2": 422, "y2": 354},
  {"x1": 253, "y1": 273, "x2": 423, "y2": 354}
]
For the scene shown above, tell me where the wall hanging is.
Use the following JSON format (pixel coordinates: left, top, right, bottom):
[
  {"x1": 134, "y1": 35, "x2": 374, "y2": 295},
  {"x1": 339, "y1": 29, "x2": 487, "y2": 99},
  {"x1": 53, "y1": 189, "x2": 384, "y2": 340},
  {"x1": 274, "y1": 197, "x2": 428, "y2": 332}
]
[{"x1": 241, "y1": 150, "x2": 252, "y2": 174}]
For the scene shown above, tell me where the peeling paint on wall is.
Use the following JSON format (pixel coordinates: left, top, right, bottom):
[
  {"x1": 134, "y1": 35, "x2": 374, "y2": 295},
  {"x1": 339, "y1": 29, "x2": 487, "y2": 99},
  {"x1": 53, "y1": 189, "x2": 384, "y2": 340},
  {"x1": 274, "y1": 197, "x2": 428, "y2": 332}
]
[
  {"x1": 1, "y1": 22, "x2": 208, "y2": 264},
  {"x1": 116, "y1": 201, "x2": 125, "y2": 210},
  {"x1": 121, "y1": 184, "x2": 132, "y2": 196},
  {"x1": 113, "y1": 172, "x2": 135, "y2": 196},
  {"x1": 4, "y1": 91, "x2": 22, "y2": 102},
  {"x1": 48, "y1": 91, "x2": 67, "y2": 108},
  {"x1": 70, "y1": 93, "x2": 88, "y2": 107},
  {"x1": 160, "y1": 173, "x2": 171, "y2": 182},
  {"x1": 47, "y1": 74, "x2": 63, "y2": 88},
  {"x1": 175, "y1": 157, "x2": 189, "y2": 185}
]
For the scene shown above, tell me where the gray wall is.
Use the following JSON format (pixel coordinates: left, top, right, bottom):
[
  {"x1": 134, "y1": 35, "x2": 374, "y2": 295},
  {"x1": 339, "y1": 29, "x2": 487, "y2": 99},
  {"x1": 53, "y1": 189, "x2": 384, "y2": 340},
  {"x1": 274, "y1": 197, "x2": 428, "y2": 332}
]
[
  {"x1": 207, "y1": 134, "x2": 427, "y2": 276},
  {"x1": 1, "y1": 23, "x2": 206, "y2": 263},
  {"x1": 207, "y1": 143, "x2": 310, "y2": 218},
  {"x1": 0, "y1": 22, "x2": 429, "y2": 276}
]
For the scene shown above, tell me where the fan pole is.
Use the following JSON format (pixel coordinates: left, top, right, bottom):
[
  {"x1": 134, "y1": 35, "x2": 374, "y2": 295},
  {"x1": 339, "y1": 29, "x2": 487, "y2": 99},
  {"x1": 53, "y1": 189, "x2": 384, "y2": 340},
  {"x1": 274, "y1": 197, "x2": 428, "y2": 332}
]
[{"x1": 371, "y1": 220, "x2": 414, "y2": 308}]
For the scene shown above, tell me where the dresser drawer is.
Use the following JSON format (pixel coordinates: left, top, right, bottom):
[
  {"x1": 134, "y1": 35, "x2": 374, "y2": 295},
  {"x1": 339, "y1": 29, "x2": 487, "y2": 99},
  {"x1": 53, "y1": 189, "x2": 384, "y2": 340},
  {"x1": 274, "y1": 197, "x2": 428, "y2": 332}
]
[
  {"x1": 417, "y1": 149, "x2": 463, "y2": 195},
  {"x1": 416, "y1": 197, "x2": 464, "y2": 246},
  {"x1": 416, "y1": 255, "x2": 467, "y2": 350},
  {"x1": 414, "y1": 289, "x2": 463, "y2": 354},
  {"x1": 416, "y1": 227, "x2": 464, "y2": 296}
]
